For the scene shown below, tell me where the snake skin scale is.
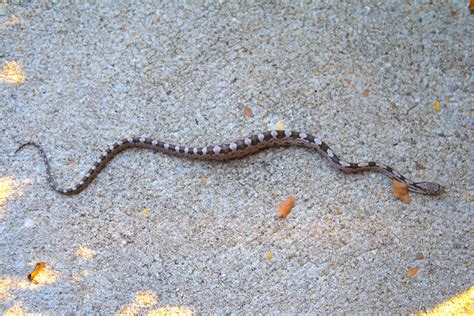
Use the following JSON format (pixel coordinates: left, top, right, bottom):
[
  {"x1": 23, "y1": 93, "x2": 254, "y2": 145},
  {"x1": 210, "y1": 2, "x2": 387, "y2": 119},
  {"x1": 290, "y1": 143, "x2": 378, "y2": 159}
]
[{"x1": 17, "y1": 130, "x2": 444, "y2": 195}]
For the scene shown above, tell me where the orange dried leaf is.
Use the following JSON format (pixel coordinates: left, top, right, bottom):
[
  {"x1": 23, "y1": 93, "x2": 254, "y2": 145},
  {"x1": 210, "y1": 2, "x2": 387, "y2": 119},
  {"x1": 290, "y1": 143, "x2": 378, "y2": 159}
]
[
  {"x1": 243, "y1": 106, "x2": 254, "y2": 118},
  {"x1": 28, "y1": 262, "x2": 46, "y2": 284},
  {"x1": 392, "y1": 180, "x2": 411, "y2": 203},
  {"x1": 277, "y1": 195, "x2": 295, "y2": 218},
  {"x1": 362, "y1": 89, "x2": 370, "y2": 97},
  {"x1": 470, "y1": 0, "x2": 474, "y2": 13},
  {"x1": 267, "y1": 252, "x2": 273, "y2": 260},
  {"x1": 407, "y1": 267, "x2": 419, "y2": 277}
]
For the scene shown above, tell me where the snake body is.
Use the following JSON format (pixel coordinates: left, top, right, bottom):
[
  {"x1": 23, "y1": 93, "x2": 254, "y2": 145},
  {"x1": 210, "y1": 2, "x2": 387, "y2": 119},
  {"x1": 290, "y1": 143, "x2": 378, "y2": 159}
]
[{"x1": 17, "y1": 130, "x2": 443, "y2": 195}]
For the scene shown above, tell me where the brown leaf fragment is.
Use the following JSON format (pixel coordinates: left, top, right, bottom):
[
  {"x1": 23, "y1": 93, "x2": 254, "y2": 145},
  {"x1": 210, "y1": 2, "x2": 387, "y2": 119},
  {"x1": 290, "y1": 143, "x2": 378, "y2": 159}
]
[
  {"x1": 243, "y1": 106, "x2": 254, "y2": 118},
  {"x1": 348, "y1": 67, "x2": 355, "y2": 75},
  {"x1": 392, "y1": 179, "x2": 411, "y2": 203},
  {"x1": 470, "y1": 0, "x2": 474, "y2": 13},
  {"x1": 407, "y1": 267, "x2": 419, "y2": 277},
  {"x1": 362, "y1": 89, "x2": 370, "y2": 97},
  {"x1": 28, "y1": 262, "x2": 46, "y2": 284},
  {"x1": 450, "y1": 10, "x2": 458, "y2": 19},
  {"x1": 415, "y1": 161, "x2": 426, "y2": 170},
  {"x1": 416, "y1": 252, "x2": 425, "y2": 260},
  {"x1": 277, "y1": 195, "x2": 295, "y2": 218},
  {"x1": 343, "y1": 79, "x2": 351, "y2": 87}
]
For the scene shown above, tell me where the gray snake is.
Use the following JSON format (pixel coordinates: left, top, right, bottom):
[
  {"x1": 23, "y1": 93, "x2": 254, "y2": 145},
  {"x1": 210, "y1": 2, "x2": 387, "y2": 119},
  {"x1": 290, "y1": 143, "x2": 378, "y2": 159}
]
[{"x1": 16, "y1": 130, "x2": 444, "y2": 195}]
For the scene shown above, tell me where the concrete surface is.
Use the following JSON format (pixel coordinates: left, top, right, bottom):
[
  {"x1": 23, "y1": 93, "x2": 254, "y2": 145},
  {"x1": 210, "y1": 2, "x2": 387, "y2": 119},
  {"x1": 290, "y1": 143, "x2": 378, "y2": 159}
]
[{"x1": 1, "y1": 1, "x2": 472, "y2": 314}]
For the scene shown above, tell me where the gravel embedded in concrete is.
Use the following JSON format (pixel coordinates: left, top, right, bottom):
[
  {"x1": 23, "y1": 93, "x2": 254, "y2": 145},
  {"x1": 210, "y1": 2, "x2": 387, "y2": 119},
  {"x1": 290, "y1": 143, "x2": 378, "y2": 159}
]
[{"x1": 1, "y1": 2, "x2": 472, "y2": 314}]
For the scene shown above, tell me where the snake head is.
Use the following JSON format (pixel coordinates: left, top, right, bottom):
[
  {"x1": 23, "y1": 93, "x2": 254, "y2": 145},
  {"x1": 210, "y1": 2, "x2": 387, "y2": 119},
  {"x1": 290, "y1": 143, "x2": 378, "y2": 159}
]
[{"x1": 413, "y1": 181, "x2": 444, "y2": 195}]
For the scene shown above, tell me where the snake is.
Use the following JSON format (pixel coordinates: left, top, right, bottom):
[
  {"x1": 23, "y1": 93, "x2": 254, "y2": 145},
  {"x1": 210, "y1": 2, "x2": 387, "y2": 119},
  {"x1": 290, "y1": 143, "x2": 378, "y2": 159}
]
[{"x1": 16, "y1": 130, "x2": 444, "y2": 195}]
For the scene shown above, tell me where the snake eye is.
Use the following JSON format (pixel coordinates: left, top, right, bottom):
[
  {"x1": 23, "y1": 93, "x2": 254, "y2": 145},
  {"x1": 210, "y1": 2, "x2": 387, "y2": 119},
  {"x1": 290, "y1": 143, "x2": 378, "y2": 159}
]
[{"x1": 415, "y1": 182, "x2": 444, "y2": 195}]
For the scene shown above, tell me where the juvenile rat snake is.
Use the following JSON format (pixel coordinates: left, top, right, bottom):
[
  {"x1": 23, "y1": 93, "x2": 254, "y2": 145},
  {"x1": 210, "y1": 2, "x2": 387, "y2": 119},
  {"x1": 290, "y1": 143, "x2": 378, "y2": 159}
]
[{"x1": 16, "y1": 130, "x2": 444, "y2": 195}]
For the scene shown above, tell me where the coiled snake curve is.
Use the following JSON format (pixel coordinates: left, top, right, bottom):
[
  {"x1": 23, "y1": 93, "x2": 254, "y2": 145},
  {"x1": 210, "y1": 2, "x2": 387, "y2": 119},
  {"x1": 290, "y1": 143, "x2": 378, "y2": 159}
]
[{"x1": 16, "y1": 130, "x2": 444, "y2": 195}]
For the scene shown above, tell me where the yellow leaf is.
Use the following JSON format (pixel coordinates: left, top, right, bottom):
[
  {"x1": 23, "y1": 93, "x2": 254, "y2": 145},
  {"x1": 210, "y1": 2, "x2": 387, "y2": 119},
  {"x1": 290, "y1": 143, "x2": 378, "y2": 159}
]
[
  {"x1": 275, "y1": 120, "x2": 286, "y2": 131},
  {"x1": 1, "y1": 61, "x2": 25, "y2": 85},
  {"x1": 142, "y1": 209, "x2": 149, "y2": 216},
  {"x1": 267, "y1": 252, "x2": 273, "y2": 260},
  {"x1": 434, "y1": 101, "x2": 441, "y2": 112}
]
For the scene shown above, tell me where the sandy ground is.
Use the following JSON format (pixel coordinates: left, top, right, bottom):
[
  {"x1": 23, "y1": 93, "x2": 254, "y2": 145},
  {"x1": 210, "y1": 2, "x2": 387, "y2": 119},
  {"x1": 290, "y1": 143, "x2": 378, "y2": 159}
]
[{"x1": 1, "y1": 1, "x2": 472, "y2": 314}]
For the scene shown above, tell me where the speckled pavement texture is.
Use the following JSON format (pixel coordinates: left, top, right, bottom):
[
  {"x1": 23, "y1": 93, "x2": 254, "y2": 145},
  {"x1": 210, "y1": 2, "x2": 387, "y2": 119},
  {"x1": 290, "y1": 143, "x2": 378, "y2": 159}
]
[{"x1": 1, "y1": 1, "x2": 472, "y2": 314}]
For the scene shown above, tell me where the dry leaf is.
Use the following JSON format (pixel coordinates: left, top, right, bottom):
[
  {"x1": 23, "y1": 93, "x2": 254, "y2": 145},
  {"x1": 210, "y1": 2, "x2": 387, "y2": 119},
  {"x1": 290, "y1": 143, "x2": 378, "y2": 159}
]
[
  {"x1": 1, "y1": 61, "x2": 25, "y2": 85},
  {"x1": 416, "y1": 7, "x2": 424, "y2": 13},
  {"x1": 362, "y1": 90, "x2": 370, "y2": 97},
  {"x1": 470, "y1": 0, "x2": 474, "y2": 13},
  {"x1": 416, "y1": 252, "x2": 425, "y2": 260},
  {"x1": 243, "y1": 106, "x2": 254, "y2": 118},
  {"x1": 142, "y1": 209, "x2": 149, "y2": 216},
  {"x1": 415, "y1": 161, "x2": 426, "y2": 170},
  {"x1": 348, "y1": 67, "x2": 355, "y2": 75},
  {"x1": 343, "y1": 79, "x2": 351, "y2": 87},
  {"x1": 407, "y1": 267, "x2": 419, "y2": 277},
  {"x1": 28, "y1": 262, "x2": 46, "y2": 284},
  {"x1": 392, "y1": 179, "x2": 411, "y2": 203},
  {"x1": 267, "y1": 252, "x2": 273, "y2": 260},
  {"x1": 275, "y1": 120, "x2": 286, "y2": 131},
  {"x1": 434, "y1": 101, "x2": 441, "y2": 112},
  {"x1": 277, "y1": 195, "x2": 295, "y2": 218},
  {"x1": 450, "y1": 10, "x2": 458, "y2": 19}
]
